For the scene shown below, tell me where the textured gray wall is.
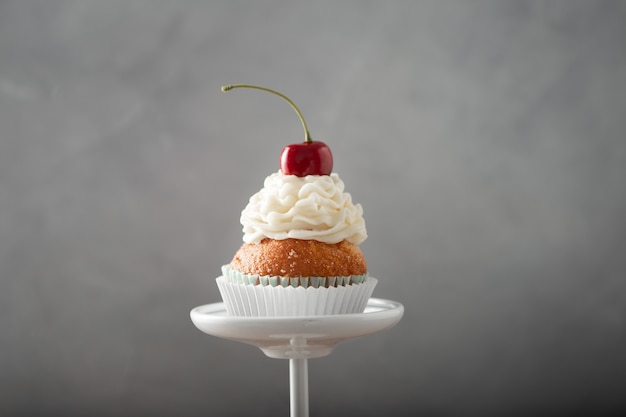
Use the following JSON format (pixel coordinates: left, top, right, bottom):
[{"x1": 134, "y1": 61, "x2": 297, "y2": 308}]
[{"x1": 1, "y1": 1, "x2": 625, "y2": 416}]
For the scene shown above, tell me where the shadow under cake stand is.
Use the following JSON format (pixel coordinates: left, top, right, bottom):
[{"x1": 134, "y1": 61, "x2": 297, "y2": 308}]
[{"x1": 190, "y1": 297, "x2": 404, "y2": 417}]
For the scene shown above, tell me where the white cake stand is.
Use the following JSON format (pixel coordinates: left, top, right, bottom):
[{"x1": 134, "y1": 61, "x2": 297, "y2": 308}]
[{"x1": 190, "y1": 297, "x2": 403, "y2": 417}]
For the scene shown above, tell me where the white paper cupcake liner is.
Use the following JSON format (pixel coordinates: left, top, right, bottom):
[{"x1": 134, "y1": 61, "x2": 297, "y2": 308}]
[
  {"x1": 216, "y1": 276, "x2": 378, "y2": 317},
  {"x1": 221, "y1": 265, "x2": 367, "y2": 287}
]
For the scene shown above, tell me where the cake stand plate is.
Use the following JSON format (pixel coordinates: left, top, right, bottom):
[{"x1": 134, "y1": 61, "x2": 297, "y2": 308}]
[
  {"x1": 190, "y1": 297, "x2": 403, "y2": 359},
  {"x1": 190, "y1": 297, "x2": 403, "y2": 417}
]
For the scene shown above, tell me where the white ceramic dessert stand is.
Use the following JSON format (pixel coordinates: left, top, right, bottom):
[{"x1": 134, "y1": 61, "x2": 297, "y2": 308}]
[{"x1": 190, "y1": 297, "x2": 403, "y2": 417}]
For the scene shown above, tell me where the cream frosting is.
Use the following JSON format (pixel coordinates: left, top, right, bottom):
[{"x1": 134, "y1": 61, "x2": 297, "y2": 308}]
[{"x1": 241, "y1": 172, "x2": 367, "y2": 245}]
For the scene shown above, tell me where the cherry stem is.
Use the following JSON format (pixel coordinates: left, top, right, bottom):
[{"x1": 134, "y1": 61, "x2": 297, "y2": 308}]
[{"x1": 221, "y1": 84, "x2": 313, "y2": 143}]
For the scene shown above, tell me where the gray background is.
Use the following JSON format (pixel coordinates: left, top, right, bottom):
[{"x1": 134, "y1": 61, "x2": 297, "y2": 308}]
[{"x1": 1, "y1": 1, "x2": 625, "y2": 416}]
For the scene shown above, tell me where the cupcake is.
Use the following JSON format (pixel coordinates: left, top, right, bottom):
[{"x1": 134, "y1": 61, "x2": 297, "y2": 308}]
[{"x1": 217, "y1": 84, "x2": 377, "y2": 316}]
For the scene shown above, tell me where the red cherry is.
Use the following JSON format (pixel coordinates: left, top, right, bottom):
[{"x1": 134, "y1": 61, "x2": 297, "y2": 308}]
[
  {"x1": 280, "y1": 141, "x2": 333, "y2": 176},
  {"x1": 221, "y1": 84, "x2": 334, "y2": 176}
]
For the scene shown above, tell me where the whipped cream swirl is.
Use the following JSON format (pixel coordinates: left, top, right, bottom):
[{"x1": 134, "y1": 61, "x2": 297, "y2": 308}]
[{"x1": 241, "y1": 172, "x2": 367, "y2": 245}]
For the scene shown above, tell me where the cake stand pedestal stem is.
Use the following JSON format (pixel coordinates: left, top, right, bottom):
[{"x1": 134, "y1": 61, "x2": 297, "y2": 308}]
[{"x1": 289, "y1": 358, "x2": 309, "y2": 417}]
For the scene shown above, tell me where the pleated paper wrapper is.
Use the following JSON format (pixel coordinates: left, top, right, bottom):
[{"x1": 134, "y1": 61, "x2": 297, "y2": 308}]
[{"x1": 216, "y1": 276, "x2": 378, "y2": 317}]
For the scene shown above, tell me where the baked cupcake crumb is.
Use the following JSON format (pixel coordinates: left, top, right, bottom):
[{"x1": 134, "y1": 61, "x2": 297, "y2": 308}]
[{"x1": 230, "y1": 238, "x2": 367, "y2": 278}]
